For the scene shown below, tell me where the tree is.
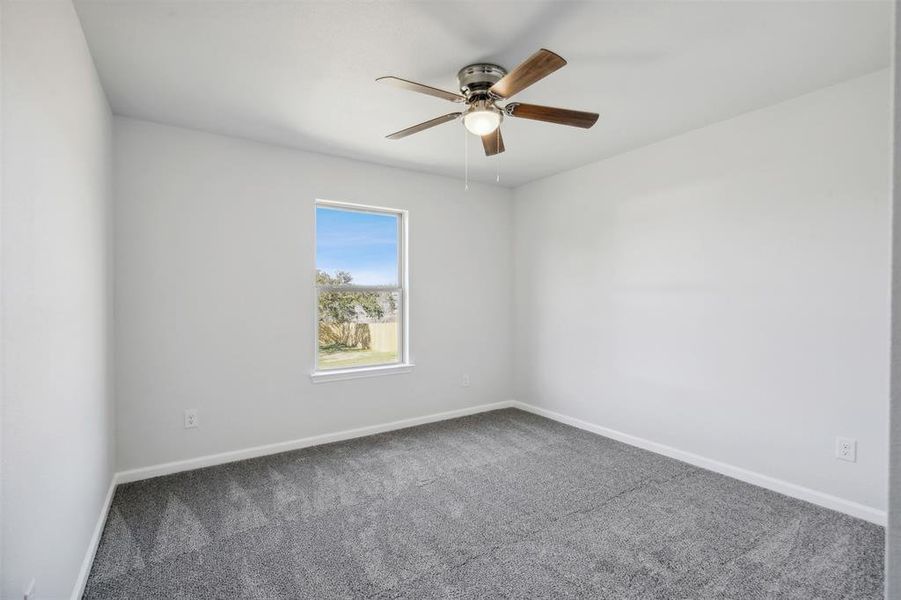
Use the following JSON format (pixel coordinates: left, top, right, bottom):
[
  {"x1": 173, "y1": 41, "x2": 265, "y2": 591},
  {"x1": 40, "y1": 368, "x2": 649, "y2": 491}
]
[{"x1": 317, "y1": 270, "x2": 385, "y2": 324}]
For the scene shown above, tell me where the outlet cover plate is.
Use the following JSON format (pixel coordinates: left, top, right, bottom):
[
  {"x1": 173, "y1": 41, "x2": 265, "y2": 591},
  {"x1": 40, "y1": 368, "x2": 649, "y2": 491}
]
[
  {"x1": 184, "y1": 409, "x2": 199, "y2": 429},
  {"x1": 835, "y1": 436, "x2": 857, "y2": 462}
]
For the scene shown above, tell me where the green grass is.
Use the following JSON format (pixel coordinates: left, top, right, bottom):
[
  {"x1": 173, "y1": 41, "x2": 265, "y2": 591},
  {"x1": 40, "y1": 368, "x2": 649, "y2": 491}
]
[{"x1": 317, "y1": 346, "x2": 398, "y2": 369}]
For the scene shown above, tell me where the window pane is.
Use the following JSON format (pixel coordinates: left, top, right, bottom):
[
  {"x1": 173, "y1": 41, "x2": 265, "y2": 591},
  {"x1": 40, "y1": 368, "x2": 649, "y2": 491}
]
[
  {"x1": 316, "y1": 206, "x2": 398, "y2": 287},
  {"x1": 317, "y1": 290, "x2": 400, "y2": 370}
]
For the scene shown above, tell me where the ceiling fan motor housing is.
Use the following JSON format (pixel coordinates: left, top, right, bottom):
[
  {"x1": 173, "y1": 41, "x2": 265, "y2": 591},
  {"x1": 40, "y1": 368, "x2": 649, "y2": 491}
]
[{"x1": 457, "y1": 63, "x2": 507, "y2": 100}]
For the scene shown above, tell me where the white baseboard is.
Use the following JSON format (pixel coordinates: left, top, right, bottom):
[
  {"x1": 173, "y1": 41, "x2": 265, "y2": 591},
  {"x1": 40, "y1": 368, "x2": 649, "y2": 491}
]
[
  {"x1": 116, "y1": 400, "x2": 515, "y2": 484},
  {"x1": 511, "y1": 401, "x2": 886, "y2": 526},
  {"x1": 71, "y1": 476, "x2": 117, "y2": 600}
]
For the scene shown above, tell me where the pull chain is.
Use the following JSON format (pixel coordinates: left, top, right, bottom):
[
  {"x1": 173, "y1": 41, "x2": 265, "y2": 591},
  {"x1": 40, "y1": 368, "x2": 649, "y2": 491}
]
[
  {"x1": 464, "y1": 125, "x2": 469, "y2": 191},
  {"x1": 495, "y1": 129, "x2": 500, "y2": 183}
]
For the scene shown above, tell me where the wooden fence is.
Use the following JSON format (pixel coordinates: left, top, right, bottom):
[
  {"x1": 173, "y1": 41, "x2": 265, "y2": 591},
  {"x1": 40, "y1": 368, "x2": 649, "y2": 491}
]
[{"x1": 318, "y1": 322, "x2": 398, "y2": 353}]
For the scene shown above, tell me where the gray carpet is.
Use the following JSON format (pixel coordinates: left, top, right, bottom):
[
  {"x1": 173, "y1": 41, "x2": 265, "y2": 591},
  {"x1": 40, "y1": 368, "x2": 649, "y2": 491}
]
[{"x1": 83, "y1": 409, "x2": 884, "y2": 599}]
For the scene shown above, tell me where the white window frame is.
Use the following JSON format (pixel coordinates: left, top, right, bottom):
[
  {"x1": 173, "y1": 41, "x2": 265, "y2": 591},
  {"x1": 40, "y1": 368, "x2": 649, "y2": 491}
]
[{"x1": 311, "y1": 199, "x2": 412, "y2": 383}]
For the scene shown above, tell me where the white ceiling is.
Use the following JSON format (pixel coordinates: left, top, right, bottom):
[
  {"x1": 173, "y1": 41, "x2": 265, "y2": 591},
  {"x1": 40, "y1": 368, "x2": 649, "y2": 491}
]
[{"x1": 74, "y1": 1, "x2": 892, "y2": 188}]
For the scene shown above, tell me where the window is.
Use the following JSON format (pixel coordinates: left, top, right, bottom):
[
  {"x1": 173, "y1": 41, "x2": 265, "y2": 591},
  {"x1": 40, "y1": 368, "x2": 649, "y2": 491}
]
[{"x1": 313, "y1": 200, "x2": 409, "y2": 379}]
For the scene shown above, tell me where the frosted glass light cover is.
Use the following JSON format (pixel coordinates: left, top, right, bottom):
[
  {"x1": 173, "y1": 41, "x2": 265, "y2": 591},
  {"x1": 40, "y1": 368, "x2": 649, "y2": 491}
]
[{"x1": 464, "y1": 109, "x2": 501, "y2": 136}]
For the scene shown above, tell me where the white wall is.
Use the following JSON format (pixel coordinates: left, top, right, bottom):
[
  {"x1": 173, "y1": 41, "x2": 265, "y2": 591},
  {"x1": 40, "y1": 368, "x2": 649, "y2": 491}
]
[
  {"x1": 513, "y1": 70, "x2": 892, "y2": 514},
  {"x1": 1, "y1": 1, "x2": 115, "y2": 598},
  {"x1": 113, "y1": 117, "x2": 513, "y2": 471},
  {"x1": 887, "y1": 0, "x2": 900, "y2": 593}
]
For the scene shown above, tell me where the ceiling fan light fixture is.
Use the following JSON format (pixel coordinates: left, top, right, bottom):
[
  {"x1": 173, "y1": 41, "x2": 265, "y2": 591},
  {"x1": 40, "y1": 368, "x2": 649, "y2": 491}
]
[
  {"x1": 378, "y1": 49, "x2": 599, "y2": 154},
  {"x1": 463, "y1": 103, "x2": 502, "y2": 136}
]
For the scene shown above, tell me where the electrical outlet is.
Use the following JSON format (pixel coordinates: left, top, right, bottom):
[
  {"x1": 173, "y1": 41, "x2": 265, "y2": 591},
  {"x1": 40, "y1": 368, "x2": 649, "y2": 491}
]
[
  {"x1": 24, "y1": 578, "x2": 35, "y2": 600},
  {"x1": 184, "y1": 409, "x2": 199, "y2": 429},
  {"x1": 835, "y1": 437, "x2": 857, "y2": 462},
  {"x1": 461, "y1": 374, "x2": 471, "y2": 387}
]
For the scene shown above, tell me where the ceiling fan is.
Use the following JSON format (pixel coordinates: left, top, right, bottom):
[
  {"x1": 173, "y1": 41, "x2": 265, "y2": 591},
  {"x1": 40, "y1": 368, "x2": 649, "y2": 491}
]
[{"x1": 377, "y1": 49, "x2": 599, "y2": 156}]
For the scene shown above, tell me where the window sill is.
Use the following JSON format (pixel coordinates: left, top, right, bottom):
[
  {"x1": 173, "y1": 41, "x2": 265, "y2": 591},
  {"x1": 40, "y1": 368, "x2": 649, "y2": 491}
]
[{"x1": 310, "y1": 363, "x2": 415, "y2": 383}]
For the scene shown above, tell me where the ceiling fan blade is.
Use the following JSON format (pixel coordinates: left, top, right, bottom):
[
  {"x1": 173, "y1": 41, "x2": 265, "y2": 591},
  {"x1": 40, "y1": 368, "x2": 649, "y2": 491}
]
[
  {"x1": 385, "y1": 112, "x2": 462, "y2": 140},
  {"x1": 489, "y1": 48, "x2": 566, "y2": 99},
  {"x1": 481, "y1": 129, "x2": 505, "y2": 156},
  {"x1": 377, "y1": 76, "x2": 465, "y2": 103},
  {"x1": 506, "y1": 103, "x2": 598, "y2": 129}
]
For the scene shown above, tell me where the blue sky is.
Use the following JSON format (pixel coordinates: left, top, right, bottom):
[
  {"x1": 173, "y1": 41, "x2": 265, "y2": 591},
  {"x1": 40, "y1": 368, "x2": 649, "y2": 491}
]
[{"x1": 316, "y1": 206, "x2": 398, "y2": 286}]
